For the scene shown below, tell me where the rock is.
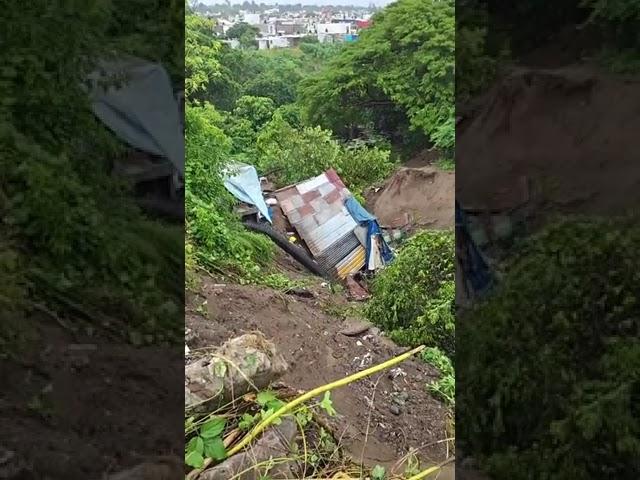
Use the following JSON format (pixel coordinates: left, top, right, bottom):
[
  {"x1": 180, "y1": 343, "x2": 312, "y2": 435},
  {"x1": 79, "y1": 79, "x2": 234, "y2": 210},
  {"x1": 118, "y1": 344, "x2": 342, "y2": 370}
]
[
  {"x1": 185, "y1": 333, "x2": 288, "y2": 413},
  {"x1": 389, "y1": 404, "x2": 401, "y2": 416},
  {"x1": 339, "y1": 319, "x2": 372, "y2": 337},
  {"x1": 200, "y1": 419, "x2": 299, "y2": 480}
]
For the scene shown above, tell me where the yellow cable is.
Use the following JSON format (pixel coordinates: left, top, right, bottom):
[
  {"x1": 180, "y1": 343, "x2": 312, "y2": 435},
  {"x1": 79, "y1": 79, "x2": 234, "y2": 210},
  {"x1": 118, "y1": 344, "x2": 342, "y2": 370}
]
[
  {"x1": 226, "y1": 345, "x2": 426, "y2": 457},
  {"x1": 405, "y1": 464, "x2": 441, "y2": 480}
]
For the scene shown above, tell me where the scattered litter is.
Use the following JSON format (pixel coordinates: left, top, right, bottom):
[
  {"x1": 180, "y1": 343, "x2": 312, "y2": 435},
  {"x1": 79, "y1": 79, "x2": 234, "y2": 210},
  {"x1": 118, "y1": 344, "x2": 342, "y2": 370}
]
[
  {"x1": 388, "y1": 367, "x2": 407, "y2": 380},
  {"x1": 358, "y1": 352, "x2": 373, "y2": 368},
  {"x1": 346, "y1": 274, "x2": 370, "y2": 301},
  {"x1": 356, "y1": 340, "x2": 363, "y2": 347}
]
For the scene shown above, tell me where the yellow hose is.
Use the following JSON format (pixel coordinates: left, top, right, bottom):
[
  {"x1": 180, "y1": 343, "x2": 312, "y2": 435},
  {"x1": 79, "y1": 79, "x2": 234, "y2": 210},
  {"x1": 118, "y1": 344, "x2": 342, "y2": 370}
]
[
  {"x1": 226, "y1": 345, "x2": 426, "y2": 457},
  {"x1": 405, "y1": 465, "x2": 441, "y2": 480}
]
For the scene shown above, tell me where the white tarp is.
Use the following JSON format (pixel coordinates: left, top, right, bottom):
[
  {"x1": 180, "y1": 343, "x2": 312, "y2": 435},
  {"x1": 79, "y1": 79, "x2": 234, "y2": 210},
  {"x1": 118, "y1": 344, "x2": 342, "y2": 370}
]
[
  {"x1": 223, "y1": 163, "x2": 272, "y2": 223},
  {"x1": 88, "y1": 57, "x2": 184, "y2": 176}
]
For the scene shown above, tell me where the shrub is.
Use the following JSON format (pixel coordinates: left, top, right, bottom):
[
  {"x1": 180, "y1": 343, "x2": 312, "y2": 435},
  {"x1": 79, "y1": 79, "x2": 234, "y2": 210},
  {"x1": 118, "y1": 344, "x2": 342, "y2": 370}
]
[
  {"x1": 185, "y1": 102, "x2": 274, "y2": 279},
  {"x1": 365, "y1": 230, "x2": 455, "y2": 356},
  {"x1": 457, "y1": 218, "x2": 640, "y2": 479},
  {"x1": 256, "y1": 114, "x2": 395, "y2": 193},
  {"x1": 421, "y1": 347, "x2": 455, "y2": 406}
]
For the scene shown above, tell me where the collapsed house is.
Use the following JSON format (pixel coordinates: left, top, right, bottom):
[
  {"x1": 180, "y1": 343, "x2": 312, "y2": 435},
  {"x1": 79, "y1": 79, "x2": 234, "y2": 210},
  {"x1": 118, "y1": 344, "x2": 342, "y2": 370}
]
[
  {"x1": 273, "y1": 169, "x2": 393, "y2": 279},
  {"x1": 223, "y1": 167, "x2": 393, "y2": 281}
]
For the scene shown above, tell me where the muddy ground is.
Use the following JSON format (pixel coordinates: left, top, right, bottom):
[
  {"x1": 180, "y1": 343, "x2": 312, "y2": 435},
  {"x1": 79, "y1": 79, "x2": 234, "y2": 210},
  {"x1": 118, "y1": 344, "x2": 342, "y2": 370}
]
[
  {"x1": 457, "y1": 64, "x2": 640, "y2": 225},
  {"x1": 367, "y1": 165, "x2": 454, "y2": 231},
  {"x1": 186, "y1": 272, "x2": 452, "y2": 474},
  {"x1": 0, "y1": 316, "x2": 183, "y2": 479}
]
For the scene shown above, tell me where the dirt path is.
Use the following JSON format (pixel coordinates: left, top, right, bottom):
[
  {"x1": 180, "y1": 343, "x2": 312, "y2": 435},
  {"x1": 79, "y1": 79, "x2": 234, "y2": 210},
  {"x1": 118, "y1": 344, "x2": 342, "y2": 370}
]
[{"x1": 186, "y1": 275, "x2": 451, "y2": 472}]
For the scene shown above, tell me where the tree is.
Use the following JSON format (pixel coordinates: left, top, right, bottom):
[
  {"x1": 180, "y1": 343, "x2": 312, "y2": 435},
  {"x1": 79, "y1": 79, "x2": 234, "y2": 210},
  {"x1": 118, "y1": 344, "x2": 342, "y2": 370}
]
[
  {"x1": 226, "y1": 22, "x2": 259, "y2": 41},
  {"x1": 300, "y1": 0, "x2": 454, "y2": 153}
]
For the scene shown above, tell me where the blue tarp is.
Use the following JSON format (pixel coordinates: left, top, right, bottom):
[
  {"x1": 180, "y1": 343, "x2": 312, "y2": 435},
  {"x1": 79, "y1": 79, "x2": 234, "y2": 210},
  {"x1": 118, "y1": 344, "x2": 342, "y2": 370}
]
[
  {"x1": 88, "y1": 57, "x2": 184, "y2": 175},
  {"x1": 223, "y1": 164, "x2": 272, "y2": 223},
  {"x1": 456, "y1": 201, "x2": 492, "y2": 294},
  {"x1": 345, "y1": 196, "x2": 394, "y2": 267}
]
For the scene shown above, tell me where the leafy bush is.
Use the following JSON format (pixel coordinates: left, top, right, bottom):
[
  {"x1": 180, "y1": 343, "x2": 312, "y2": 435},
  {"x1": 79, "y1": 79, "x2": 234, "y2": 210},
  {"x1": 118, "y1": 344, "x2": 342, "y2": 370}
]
[
  {"x1": 421, "y1": 347, "x2": 455, "y2": 406},
  {"x1": 185, "y1": 101, "x2": 274, "y2": 279},
  {"x1": 365, "y1": 231, "x2": 455, "y2": 356},
  {"x1": 457, "y1": 218, "x2": 640, "y2": 479},
  {"x1": 256, "y1": 114, "x2": 395, "y2": 193}
]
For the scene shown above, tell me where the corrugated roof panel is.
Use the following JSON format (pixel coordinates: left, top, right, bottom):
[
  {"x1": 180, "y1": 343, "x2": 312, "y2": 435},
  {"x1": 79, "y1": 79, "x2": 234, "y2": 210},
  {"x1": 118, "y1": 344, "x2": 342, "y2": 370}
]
[
  {"x1": 317, "y1": 232, "x2": 361, "y2": 271},
  {"x1": 305, "y1": 212, "x2": 357, "y2": 255},
  {"x1": 274, "y1": 170, "x2": 365, "y2": 278},
  {"x1": 297, "y1": 174, "x2": 329, "y2": 194},
  {"x1": 335, "y1": 246, "x2": 366, "y2": 279}
]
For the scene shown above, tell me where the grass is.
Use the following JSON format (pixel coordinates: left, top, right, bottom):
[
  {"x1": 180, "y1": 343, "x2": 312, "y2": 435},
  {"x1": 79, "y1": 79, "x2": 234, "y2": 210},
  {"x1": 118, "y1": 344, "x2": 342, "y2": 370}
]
[{"x1": 435, "y1": 157, "x2": 455, "y2": 171}]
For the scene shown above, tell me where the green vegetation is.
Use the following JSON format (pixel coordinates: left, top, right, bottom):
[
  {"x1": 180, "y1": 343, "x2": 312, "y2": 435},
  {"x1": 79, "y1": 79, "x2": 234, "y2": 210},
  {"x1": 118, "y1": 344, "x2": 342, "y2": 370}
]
[
  {"x1": 421, "y1": 347, "x2": 455, "y2": 407},
  {"x1": 366, "y1": 231, "x2": 454, "y2": 356},
  {"x1": 300, "y1": 0, "x2": 454, "y2": 155},
  {"x1": 365, "y1": 231, "x2": 455, "y2": 406},
  {"x1": 1, "y1": 0, "x2": 184, "y2": 344},
  {"x1": 185, "y1": 3, "x2": 443, "y2": 282},
  {"x1": 457, "y1": 218, "x2": 640, "y2": 479},
  {"x1": 184, "y1": 1, "x2": 457, "y2": 476}
]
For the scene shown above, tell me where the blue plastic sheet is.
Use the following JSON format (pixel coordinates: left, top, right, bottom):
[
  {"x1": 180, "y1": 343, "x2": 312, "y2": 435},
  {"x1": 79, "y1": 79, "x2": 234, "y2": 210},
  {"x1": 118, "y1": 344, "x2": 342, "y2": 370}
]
[
  {"x1": 88, "y1": 57, "x2": 184, "y2": 175},
  {"x1": 456, "y1": 201, "x2": 492, "y2": 294},
  {"x1": 344, "y1": 196, "x2": 394, "y2": 267},
  {"x1": 223, "y1": 164, "x2": 272, "y2": 223}
]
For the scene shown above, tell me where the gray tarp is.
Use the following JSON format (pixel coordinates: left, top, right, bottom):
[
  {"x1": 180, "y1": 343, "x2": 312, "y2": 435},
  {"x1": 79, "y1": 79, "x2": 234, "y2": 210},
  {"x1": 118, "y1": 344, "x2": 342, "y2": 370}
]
[{"x1": 88, "y1": 57, "x2": 184, "y2": 176}]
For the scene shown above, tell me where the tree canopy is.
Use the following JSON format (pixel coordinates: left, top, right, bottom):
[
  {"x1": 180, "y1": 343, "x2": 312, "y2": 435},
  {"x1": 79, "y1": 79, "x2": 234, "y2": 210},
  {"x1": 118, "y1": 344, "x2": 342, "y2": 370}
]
[{"x1": 300, "y1": 0, "x2": 454, "y2": 153}]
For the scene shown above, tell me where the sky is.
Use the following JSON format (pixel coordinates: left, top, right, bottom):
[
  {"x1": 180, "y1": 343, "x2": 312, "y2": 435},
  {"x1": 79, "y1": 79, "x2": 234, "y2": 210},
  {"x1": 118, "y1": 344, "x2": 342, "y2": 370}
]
[{"x1": 201, "y1": 0, "x2": 395, "y2": 6}]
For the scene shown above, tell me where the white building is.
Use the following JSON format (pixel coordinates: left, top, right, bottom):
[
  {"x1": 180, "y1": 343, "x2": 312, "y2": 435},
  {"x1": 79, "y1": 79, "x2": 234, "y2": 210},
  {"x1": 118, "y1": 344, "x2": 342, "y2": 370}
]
[
  {"x1": 258, "y1": 34, "x2": 307, "y2": 50},
  {"x1": 317, "y1": 22, "x2": 352, "y2": 43},
  {"x1": 258, "y1": 36, "x2": 291, "y2": 50},
  {"x1": 243, "y1": 13, "x2": 261, "y2": 25}
]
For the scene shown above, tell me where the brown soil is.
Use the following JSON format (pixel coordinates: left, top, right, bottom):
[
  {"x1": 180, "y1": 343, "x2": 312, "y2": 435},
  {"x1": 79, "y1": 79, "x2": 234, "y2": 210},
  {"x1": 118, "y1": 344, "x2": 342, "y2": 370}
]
[
  {"x1": 367, "y1": 166, "x2": 454, "y2": 230},
  {"x1": 457, "y1": 65, "x2": 640, "y2": 225},
  {"x1": 186, "y1": 275, "x2": 451, "y2": 473},
  {"x1": 0, "y1": 317, "x2": 183, "y2": 479}
]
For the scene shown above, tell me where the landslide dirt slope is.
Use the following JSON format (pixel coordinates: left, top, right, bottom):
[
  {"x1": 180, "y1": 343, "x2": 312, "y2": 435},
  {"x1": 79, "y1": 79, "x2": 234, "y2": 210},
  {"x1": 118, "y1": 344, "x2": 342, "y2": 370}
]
[
  {"x1": 367, "y1": 165, "x2": 454, "y2": 231},
  {"x1": 186, "y1": 275, "x2": 451, "y2": 473},
  {"x1": 457, "y1": 65, "x2": 640, "y2": 223}
]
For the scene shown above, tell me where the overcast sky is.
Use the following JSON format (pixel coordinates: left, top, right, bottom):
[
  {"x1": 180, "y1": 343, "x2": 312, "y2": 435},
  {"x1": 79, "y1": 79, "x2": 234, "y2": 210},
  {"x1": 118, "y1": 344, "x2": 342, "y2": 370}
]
[{"x1": 201, "y1": 0, "x2": 396, "y2": 6}]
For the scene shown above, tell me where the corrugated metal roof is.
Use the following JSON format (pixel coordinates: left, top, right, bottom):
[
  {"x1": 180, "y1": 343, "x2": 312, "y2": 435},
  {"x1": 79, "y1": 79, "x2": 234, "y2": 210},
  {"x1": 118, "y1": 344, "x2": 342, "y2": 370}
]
[
  {"x1": 275, "y1": 170, "x2": 363, "y2": 278},
  {"x1": 335, "y1": 246, "x2": 366, "y2": 279},
  {"x1": 305, "y1": 211, "x2": 357, "y2": 255},
  {"x1": 317, "y1": 231, "x2": 361, "y2": 272}
]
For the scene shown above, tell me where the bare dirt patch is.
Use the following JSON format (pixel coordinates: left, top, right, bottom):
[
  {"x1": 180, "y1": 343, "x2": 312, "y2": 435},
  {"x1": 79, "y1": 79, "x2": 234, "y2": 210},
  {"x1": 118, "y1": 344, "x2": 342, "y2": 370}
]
[
  {"x1": 457, "y1": 65, "x2": 640, "y2": 225},
  {"x1": 0, "y1": 317, "x2": 183, "y2": 479},
  {"x1": 367, "y1": 166, "x2": 454, "y2": 231},
  {"x1": 186, "y1": 276, "x2": 451, "y2": 472}
]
